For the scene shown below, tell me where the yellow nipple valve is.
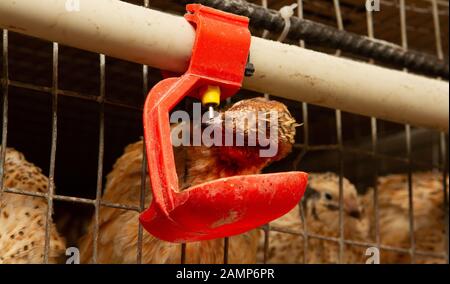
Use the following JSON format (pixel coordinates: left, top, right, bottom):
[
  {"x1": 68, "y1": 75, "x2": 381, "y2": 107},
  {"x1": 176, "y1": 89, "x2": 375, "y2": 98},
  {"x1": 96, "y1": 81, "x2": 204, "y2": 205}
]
[
  {"x1": 201, "y1": 85, "x2": 221, "y2": 106},
  {"x1": 201, "y1": 85, "x2": 221, "y2": 120}
]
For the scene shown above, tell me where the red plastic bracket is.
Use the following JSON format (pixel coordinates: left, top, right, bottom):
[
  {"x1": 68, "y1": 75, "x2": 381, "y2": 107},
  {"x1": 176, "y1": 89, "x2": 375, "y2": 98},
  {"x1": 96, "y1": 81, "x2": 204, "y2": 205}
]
[{"x1": 139, "y1": 4, "x2": 308, "y2": 242}]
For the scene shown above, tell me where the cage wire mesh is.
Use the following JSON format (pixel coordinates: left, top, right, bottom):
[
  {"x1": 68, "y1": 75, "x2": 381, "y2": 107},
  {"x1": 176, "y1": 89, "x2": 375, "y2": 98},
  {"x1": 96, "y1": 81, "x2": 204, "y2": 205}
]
[{"x1": 0, "y1": 0, "x2": 448, "y2": 264}]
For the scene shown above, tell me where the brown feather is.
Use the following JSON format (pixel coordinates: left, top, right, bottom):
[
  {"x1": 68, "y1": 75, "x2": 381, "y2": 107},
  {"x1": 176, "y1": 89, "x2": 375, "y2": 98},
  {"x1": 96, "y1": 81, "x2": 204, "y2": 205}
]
[
  {"x1": 362, "y1": 171, "x2": 448, "y2": 264},
  {"x1": 0, "y1": 147, "x2": 66, "y2": 264}
]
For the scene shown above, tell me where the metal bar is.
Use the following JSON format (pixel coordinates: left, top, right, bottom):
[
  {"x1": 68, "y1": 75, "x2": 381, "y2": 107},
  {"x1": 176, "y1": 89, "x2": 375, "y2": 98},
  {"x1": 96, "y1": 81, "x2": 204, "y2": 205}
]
[
  {"x1": 5, "y1": 188, "x2": 124, "y2": 209},
  {"x1": 180, "y1": 244, "x2": 186, "y2": 264},
  {"x1": 342, "y1": 149, "x2": 432, "y2": 168},
  {"x1": 261, "y1": 0, "x2": 269, "y2": 100},
  {"x1": 431, "y1": 0, "x2": 449, "y2": 264},
  {"x1": 332, "y1": 0, "x2": 345, "y2": 263},
  {"x1": 260, "y1": 0, "x2": 289, "y2": 262},
  {"x1": 367, "y1": 2, "x2": 383, "y2": 261},
  {"x1": 333, "y1": 0, "x2": 343, "y2": 57},
  {"x1": 298, "y1": 202, "x2": 308, "y2": 263},
  {"x1": 261, "y1": 0, "x2": 269, "y2": 39},
  {"x1": 137, "y1": 86, "x2": 147, "y2": 263},
  {"x1": 0, "y1": 29, "x2": 8, "y2": 209},
  {"x1": 0, "y1": 0, "x2": 447, "y2": 131},
  {"x1": 440, "y1": 133, "x2": 449, "y2": 264},
  {"x1": 43, "y1": 41, "x2": 58, "y2": 264},
  {"x1": 137, "y1": 0, "x2": 150, "y2": 264},
  {"x1": 137, "y1": 78, "x2": 147, "y2": 264},
  {"x1": 92, "y1": 53, "x2": 106, "y2": 264},
  {"x1": 381, "y1": 0, "x2": 449, "y2": 14},
  {"x1": 99, "y1": 200, "x2": 141, "y2": 211},
  {"x1": 297, "y1": 0, "x2": 308, "y2": 264},
  {"x1": 425, "y1": 0, "x2": 449, "y2": 7},
  {"x1": 262, "y1": 224, "x2": 270, "y2": 264},
  {"x1": 366, "y1": 7, "x2": 381, "y2": 254},
  {"x1": 399, "y1": 0, "x2": 416, "y2": 264},
  {"x1": 297, "y1": 0, "x2": 306, "y2": 54},
  {"x1": 336, "y1": 109, "x2": 344, "y2": 264},
  {"x1": 138, "y1": 139, "x2": 147, "y2": 264},
  {"x1": 400, "y1": 0, "x2": 409, "y2": 51},
  {"x1": 223, "y1": 237, "x2": 229, "y2": 264},
  {"x1": 3, "y1": 187, "x2": 142, "y2": 211},
  {"x1": 371, "y1": 117, "x2": 381, "y2": 248},
  {"x1": 260, "y1": 0, "x2": 271, "y2": 247},
  {"x1": 263, "y1": 226, "x2": 446, "y2": 260},
  {"x1": 431, "y1": 0, "x2": 444, "y2": 60},
  {"x1": 405, "y1": 124, "x2": 416, "y2": 263},
  {"x1": 294, "y1": 143, "x2": 443, "y2": 169},
  {"x1": 4, "y1": 187, "x2": 90, "y2": 202},
  {"x1": 7, "y1": 80, "x2": 142, "y2": 111}
]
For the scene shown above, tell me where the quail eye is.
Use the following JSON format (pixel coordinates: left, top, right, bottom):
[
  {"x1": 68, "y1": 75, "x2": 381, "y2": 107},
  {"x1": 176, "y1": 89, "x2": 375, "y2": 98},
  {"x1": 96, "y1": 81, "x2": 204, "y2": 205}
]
[{"x1": 324, "y1": 193, "x2": 333, "y2": 200}]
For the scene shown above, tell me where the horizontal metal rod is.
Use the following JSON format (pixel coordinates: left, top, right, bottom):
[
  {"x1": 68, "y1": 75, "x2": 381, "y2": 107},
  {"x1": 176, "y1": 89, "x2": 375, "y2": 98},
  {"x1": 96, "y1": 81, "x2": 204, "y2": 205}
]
[
  {"x1": 0, "y1": 0, "x2": 448, "y2": 131},
  {"x1": 266, "y1": 225, "x2": 447, "y2": 259},
  {"x1": 4, "y1": 187, "x2": 141, "y2": 211}
]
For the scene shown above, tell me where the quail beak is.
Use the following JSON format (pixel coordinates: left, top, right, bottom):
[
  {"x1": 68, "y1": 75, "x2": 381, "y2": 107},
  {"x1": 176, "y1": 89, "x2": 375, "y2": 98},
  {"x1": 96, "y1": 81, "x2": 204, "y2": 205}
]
[{"x1": 345, "y1": 200, "x2": 361, "y2": 219}]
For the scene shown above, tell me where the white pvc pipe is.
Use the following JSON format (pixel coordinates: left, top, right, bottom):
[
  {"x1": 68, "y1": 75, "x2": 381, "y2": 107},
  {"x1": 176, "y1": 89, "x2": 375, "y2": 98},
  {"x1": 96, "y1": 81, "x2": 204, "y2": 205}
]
[
  {"x1": 0, "y1": 0, "x2": 195, "y2": 73},
  {"x1": 0, "y1": 0, "x2": 448, "y2": 131}
]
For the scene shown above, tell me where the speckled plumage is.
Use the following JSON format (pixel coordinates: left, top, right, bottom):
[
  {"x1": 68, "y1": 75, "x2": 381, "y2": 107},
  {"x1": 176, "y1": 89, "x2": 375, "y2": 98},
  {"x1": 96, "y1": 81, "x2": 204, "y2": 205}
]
[
  {"x1": 79, "y1": 98, "x2": 298, "y2": 263},
  {"x1": 259, "y1": 172, "x2": 369, "y2": 264},
  {"x1": 0, "y1": 147, "x2": 66, "y2": 264},
  {"x1": 362, "y1": 171, "x2": 448, "y2": 264}
]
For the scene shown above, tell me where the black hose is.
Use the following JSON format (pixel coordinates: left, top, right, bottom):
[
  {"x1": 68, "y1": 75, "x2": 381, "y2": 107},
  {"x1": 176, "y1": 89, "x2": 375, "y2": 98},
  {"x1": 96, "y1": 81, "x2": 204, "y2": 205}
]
[{"x1": 181, "y1": 0, "x2": 449, "y2": 80}]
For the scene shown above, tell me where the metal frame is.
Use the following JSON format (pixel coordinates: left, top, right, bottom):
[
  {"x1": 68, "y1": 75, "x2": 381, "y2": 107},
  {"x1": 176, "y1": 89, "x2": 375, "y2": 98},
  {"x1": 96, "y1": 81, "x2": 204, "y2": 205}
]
[
  {"x1": 0, "y1": 0, "x2": 449, "y2": 264},
  {"x1": 0, "y1": 0, "x2": 448, "y2": 131},
  {"x1": 258, "y1": 0, "x2": 449, "y2": 264}
]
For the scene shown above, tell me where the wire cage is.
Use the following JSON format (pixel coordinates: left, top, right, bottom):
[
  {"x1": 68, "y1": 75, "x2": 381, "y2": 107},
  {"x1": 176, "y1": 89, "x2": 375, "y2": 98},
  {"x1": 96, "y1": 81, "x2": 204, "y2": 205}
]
[{"x1": 0, "y1": 0, "x2": 448, "y2": 264}]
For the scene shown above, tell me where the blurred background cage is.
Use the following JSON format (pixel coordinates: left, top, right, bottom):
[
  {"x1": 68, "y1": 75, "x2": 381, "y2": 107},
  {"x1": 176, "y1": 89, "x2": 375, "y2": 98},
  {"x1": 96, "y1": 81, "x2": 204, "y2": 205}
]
[{"x1": 0, "y1": 0, "x2": 448, "y2": 263}]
